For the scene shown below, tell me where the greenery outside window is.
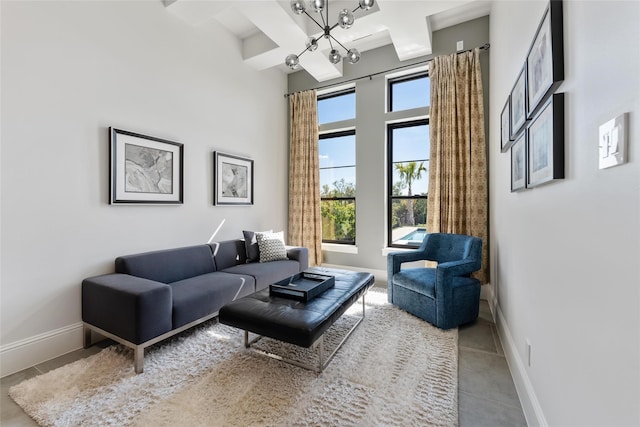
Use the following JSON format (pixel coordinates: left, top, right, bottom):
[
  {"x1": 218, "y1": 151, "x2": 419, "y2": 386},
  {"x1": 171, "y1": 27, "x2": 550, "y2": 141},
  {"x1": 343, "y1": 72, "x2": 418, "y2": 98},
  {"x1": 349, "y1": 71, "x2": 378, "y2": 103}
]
[
  {"x1": 320, "y1": 130, "x2": 356, "y2": 244},
  {"x1": 387, "y1": 119, "x2": 429, "y2": 248},
  {"x1": 388, "y1": 72, "x2": 430, "y2": 112}
]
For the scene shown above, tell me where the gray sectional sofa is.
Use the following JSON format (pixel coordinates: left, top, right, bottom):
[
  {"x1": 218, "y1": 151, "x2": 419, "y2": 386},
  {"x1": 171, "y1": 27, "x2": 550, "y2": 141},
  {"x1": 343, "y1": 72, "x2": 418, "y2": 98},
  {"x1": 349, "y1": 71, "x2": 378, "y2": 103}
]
[{"x1": 82, "y1": 239, "x2": 308, "y2": 373}]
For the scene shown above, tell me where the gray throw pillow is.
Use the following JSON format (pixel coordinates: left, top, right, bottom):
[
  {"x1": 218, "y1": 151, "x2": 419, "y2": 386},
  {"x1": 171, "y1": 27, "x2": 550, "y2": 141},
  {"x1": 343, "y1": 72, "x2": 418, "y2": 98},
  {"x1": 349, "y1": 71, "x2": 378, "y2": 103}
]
[{"x1": 243, "y1": 229, "x2": 271, "y2": 263}]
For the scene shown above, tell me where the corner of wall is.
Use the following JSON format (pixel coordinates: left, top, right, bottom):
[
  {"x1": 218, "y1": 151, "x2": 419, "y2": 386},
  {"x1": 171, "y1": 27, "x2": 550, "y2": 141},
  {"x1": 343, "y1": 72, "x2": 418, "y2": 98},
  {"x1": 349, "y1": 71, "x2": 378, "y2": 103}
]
[{"x1": 493, "y1": 300, "x2": 548, "y2": 427}]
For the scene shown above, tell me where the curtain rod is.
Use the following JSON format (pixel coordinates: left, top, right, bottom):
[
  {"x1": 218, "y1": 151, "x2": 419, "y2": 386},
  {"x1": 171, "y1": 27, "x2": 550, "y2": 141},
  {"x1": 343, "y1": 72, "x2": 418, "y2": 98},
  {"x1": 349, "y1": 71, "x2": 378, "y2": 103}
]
[{"x1": 284, "y1": 43, "x2": 490, "y2": 98}]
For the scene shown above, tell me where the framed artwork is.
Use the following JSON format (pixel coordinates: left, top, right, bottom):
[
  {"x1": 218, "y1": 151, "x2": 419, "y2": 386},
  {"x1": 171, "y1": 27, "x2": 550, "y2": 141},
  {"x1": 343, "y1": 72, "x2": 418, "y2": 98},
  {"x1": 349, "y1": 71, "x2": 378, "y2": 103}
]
[
  {"x1": 526, "y1": 0, "x2": 564, "y2": 119},
  {"x1": 110, "y1": 128, "x2": 183, "y2": 204},
  {"x1": 510, "y1": 66, "x2": 527, "y2": 139},
  {"x1": 526, "y1": 93, "x2": 564, "y2": 188},
  {"x1": 598, "y1": 113, "x2": 628, "y2": 169},
  {"x1": 511, "y1": 132, "x2": 527, "y2": 192},
  {"x1": 214, "y1": 151, "x2": 253, "y2": 206},
  {"x1": 501, "y1": 96, "x2": 513, "y2": 152}
]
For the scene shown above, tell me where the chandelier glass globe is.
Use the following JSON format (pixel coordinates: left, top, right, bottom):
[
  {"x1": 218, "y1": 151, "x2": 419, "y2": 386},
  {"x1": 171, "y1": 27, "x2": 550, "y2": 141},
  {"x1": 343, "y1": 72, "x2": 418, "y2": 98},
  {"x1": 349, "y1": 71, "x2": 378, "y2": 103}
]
[
  {"x1": 346, "y1": 48, "x2": 361, "y2": 64},
  {"x1": 328, "y1": 49, "x2": 342, "y2": 64},
  {"x1": 305, "y1": 37, "x2": 318, "y2": 52},
  {"x1": 285, "y1": 54, "x2": 300, "y2": 70},
  {"x1": 290, "y1": 0, "x2": 306, "y2": 14},
  {"x1": 338, "y1": 9, "x2": 355, "y2": 29},
  {"x1": 310, "y1": 0, "x2": 325, "y2": 13},
  {"x1": 359, "y1": 0, "x2": 375, "y2": 10}
]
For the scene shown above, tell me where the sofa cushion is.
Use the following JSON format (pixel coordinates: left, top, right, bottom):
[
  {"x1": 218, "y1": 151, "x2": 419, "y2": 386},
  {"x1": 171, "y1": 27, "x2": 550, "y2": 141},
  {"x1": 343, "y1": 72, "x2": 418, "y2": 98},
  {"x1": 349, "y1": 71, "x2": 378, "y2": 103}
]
[
  {"x1": 222, "y1": 260, "x2": 301, "y2": 291},
  {"x1": 243, "y1": 229, "x2": 271, "y2": 263},
  {"x1": 392, "y1": 268, "x2": 436, "y2": 299},
  {"x1": 210, "y1": 240, "x2": 247, "y2": 271},
  {"x1": 256, "y1": 231, "x2": 288, "y2": 263},
  {"x1": 115, "y1": 245, "x2": 215, "y2": 284},
  {"x1": 170, "y1": 272, "x2": 256, "y2": 328}
]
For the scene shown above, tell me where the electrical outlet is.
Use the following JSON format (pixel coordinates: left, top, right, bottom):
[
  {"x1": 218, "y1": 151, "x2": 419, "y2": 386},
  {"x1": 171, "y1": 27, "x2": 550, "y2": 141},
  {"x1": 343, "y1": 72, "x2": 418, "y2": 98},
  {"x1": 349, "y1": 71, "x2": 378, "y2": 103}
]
[
  {"x1": 456, "y1": 40, "x2": 464, "y2": 51},
  {"x1": 526, "y1": 340, "x2": 532, "y2": 367}
]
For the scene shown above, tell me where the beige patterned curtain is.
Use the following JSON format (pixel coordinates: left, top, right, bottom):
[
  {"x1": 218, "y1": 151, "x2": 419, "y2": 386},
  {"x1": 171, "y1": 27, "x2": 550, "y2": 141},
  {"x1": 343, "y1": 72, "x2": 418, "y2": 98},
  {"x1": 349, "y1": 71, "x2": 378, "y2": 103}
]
[
  {"x1": 427, "y1": 49, "x2": 489, "y2": 283},
  {"x1": 288, "y1": 90, "x2": 323, "y2": 266}
]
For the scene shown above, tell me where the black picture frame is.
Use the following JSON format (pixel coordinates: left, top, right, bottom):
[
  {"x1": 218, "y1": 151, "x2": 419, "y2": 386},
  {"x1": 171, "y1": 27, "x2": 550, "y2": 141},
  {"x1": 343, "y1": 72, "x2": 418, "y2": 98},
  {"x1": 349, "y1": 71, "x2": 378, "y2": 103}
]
[
  {"x1": 214, "y1": 151, "x2": 254, "y2": 206},
  {"x1": 511, "y1": 132, "x2": 527, "y2": 192},
  {"x1": 110, "y1": 127, "x2": 184, "y2": 205},
  {"x1": 526, "y1": 93, "x2": 564, "y2": 188},
  {"x1": 501, "y1": 96, "x2": 513, "y2": 152},
  {"x1": 526, "y1": 0, "x2": 564, "y2": 119},
  {"x1": 510, "y1": 66, "x2": 527, "y2": 139}
]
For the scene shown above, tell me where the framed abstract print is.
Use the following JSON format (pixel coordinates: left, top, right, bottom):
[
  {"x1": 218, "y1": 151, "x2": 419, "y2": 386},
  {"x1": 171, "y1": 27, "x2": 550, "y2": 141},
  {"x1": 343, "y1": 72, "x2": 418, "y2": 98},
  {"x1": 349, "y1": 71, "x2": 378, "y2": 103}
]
[
  {"x1": 526, "y1": 93, "x2": 564, "y2": 188},
  {"x1": 110, "y1": 128, "x2": 183, "y2": 204}
]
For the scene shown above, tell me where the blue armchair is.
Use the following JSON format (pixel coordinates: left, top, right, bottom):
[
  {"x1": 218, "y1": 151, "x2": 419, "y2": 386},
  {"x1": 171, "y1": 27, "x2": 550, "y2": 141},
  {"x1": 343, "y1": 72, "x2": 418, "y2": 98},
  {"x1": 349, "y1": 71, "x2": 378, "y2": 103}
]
[{"x1": 387, "y1": 233, "x2": 482, "y2": 329}]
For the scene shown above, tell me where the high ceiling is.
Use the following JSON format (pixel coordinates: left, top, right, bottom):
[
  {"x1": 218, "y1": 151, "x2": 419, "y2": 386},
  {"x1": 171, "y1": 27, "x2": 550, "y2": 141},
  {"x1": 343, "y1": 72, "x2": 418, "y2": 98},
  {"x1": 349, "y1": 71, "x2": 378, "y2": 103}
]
[{"x1": 164, "y1": 0, "x2": 491, "y2": 82}]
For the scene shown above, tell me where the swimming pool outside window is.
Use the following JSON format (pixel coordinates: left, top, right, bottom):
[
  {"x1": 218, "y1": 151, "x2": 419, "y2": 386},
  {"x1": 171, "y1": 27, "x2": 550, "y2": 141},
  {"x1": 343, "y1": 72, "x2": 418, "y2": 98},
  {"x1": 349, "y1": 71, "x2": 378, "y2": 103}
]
[{"x1": 387, "y1": 119, "x2": 429, "y2": 248}]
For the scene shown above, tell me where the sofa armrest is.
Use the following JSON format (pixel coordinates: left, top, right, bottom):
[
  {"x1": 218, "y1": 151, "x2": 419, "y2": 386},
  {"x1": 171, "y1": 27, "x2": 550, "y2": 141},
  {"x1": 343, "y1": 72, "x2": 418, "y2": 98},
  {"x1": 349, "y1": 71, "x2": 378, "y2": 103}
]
[
  {"x1": 82, "y1": 273, "x2": 172, "y2": 345},
  {"x1": 286, "y1": 246, "x2": 309, "y2": 271}
]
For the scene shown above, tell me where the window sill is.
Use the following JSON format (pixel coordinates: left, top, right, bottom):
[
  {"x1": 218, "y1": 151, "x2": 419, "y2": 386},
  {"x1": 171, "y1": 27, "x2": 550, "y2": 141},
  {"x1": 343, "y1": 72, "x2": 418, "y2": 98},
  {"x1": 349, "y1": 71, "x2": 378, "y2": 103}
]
[
  {"x1": 322, "y1": 243, "x2": 358, "y2": 254},
  {"x1": 381, "y1": 247, "x2": 419, "y2": 256}
]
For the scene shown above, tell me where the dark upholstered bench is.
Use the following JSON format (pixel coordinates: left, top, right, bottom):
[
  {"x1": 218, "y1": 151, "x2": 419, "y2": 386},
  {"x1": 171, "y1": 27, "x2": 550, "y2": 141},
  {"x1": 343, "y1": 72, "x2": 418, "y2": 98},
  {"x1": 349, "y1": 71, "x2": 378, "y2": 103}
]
[{"x1": 218, "y1": 267, "x2": 374, "y2": 372}]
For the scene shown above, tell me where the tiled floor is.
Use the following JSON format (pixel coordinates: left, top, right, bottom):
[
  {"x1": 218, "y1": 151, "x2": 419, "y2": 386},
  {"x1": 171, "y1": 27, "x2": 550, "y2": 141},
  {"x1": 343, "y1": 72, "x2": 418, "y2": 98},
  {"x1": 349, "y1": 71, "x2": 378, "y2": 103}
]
[
  {"x1": 1, "y1": 300, "x2": 526, "y2": 426},
  {"x1": 458, "y1": 301, "x2": 528, "y2": 426}
]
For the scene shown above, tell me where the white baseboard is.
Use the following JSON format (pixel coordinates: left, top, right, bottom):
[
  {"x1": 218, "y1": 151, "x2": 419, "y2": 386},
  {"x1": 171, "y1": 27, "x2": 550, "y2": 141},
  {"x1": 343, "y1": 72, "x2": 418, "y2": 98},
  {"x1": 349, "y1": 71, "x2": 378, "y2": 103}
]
[
  {"x1": 489, "y1": 285, "x2": 547, "y2": 427},
  {"x1": 1, "y1": 322, "x2": 84, "y2": 378}
]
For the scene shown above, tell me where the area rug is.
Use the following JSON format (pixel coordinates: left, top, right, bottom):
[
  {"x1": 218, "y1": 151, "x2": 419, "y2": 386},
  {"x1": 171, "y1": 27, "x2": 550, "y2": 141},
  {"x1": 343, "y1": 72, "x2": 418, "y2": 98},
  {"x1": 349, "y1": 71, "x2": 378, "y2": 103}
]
[{"x1": 9, "y1": 290, "x2": 458, "y2": 427}]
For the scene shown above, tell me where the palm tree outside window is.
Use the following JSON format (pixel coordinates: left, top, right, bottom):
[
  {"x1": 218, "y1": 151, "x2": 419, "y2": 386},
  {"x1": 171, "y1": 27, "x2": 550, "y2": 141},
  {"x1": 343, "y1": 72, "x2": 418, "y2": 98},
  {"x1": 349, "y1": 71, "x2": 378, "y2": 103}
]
[{"x1": 387, "y1": 119, "x2": 429, "y2": 248}]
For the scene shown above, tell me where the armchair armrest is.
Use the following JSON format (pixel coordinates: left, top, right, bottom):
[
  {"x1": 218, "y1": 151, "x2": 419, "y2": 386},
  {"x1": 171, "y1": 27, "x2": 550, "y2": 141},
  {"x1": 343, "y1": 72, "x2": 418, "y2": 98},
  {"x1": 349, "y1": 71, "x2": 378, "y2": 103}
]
[
  {"x1": 435, "y1": 259, "x2": 481, "y2": 298},
  {"x1": 387, "y1": 250, "x2": 427, "y2": 276},
  {"x1": 82, "y1": 273, "x2": 172, "y2": 344},
  {"x1": 286, "y1": 246, "x2": 309, "y2": 271},
  {"x1": 437, "y1": 259, "x2": 481, "y2": 278}
]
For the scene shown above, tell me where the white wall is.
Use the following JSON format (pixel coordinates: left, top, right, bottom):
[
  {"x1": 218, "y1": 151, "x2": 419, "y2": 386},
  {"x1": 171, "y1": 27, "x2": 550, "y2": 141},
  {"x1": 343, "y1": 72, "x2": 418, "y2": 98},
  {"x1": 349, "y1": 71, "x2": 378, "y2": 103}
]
[
  {"x1": 0, "y1": 1, "x2": 288, "y2": 376},
  {"x1": 489, "y1": 1, "x2": 640, "y2": 425}
]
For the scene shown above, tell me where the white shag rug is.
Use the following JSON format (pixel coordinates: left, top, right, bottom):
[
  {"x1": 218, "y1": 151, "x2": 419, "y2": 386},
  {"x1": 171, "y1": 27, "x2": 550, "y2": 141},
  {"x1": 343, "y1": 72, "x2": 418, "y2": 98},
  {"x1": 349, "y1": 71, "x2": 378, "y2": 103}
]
[{"x1": 10, "y1": 290, "x2": 458, "y2": 427}]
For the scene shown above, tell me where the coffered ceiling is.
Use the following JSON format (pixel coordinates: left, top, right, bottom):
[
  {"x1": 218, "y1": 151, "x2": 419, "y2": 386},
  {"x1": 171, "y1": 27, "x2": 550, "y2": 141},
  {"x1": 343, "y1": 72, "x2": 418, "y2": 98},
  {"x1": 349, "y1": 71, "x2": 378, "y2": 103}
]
[{"x1": 164, "y1": 0, "x2": 491, "y2": 82}]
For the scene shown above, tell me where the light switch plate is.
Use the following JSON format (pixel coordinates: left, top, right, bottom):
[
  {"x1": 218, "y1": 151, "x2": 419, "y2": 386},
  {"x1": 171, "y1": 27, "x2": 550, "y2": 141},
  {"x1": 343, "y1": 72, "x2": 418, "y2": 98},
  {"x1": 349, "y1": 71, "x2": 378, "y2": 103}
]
[{"x1": 599, "y1": 113, "x2": 628, "y2": 169}]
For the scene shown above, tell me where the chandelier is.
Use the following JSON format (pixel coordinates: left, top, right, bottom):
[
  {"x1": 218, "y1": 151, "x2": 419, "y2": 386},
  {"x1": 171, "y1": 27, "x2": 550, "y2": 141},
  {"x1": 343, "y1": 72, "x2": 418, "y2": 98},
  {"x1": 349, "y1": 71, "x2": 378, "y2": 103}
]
[{"x1": 285, "y1": 0, "x2": 375, "y2": 70}]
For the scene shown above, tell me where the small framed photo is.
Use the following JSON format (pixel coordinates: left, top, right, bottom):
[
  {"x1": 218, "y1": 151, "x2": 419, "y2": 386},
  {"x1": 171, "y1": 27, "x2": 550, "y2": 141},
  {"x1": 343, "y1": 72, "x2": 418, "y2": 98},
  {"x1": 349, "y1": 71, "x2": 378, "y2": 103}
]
[
  {"x1": 214, "y1": 151, "x2": 253, "y2": 205},
  {"x1": 511, "y1": 132, "x2": 527, "y2": 192},
  {"x1": 510, "y1": 66, "x2": 527, "y2": 139},
  {"x1": 526, "y1": 0, "x2": 564, "y2": 119},
  {"x1": 110, "y1": 128, "x2": 183, "y2": 204},
  {"x1": 526, "y1": 93, "x2": 564, "y2": 188},
  {"x1": 501, "y1": 96, "x2": 513, "y2": 152},
  {"x1": 599, "y1": 113, "x2": 628, "y2": 169}
]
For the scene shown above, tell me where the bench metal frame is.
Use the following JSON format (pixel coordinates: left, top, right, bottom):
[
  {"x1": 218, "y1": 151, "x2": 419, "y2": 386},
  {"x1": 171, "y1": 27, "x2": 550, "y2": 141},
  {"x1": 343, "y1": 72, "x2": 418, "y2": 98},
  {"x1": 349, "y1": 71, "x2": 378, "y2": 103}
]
[{"x1": 243, "y1": 291, "x2": 367, "y2": 373}]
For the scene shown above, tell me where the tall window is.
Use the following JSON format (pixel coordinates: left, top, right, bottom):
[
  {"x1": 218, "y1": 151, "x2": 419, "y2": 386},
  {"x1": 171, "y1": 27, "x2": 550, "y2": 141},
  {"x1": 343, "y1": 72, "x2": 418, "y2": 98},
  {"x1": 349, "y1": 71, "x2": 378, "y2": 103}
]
[
  {"x1": 318, "y1": 88, "x2": 355, "y2": 124},
  {"x1": 388, "y1": 72, "x2": 430, "y2": 112},
  {"x1": 318, "y1": 89, "x2": 356, "y2": 244},
  {"x1": 387, "y1": 119, "x2": 429, "y2": 248}
]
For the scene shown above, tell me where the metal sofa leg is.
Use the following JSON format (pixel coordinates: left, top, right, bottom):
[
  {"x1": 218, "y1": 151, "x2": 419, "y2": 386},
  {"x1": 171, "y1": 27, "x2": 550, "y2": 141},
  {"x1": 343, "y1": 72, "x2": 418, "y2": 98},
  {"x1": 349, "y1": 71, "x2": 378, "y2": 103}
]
[
  {"x1": 83, "y1": 324, "x2": 92, "y2": 349},
  {"x1": 134, "y1": 346, "x2": 144, "y2": 374}
]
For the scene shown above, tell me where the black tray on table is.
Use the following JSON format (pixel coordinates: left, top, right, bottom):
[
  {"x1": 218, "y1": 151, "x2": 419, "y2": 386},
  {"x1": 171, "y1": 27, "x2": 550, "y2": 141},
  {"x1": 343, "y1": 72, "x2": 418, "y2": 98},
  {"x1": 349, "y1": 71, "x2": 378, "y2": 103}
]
[{"x1": 269, "y1": 271, "x2": 335, "y2": 302}]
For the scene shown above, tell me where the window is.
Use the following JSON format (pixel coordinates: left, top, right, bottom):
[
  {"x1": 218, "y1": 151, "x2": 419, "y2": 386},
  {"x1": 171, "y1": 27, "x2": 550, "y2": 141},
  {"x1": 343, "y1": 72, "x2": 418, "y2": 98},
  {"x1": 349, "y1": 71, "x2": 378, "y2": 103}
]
[
  {"x1": 388, "y1": 72, "x2": 430, "y2": 112},
  {"x1": 318, "y1": 88, "x2": 355, "y2": 124},
  {"x1": 320, "y1": 130, "x2": 356, "y2": 244},
  {"x1": 387, "y1": 119, "x2": 429, "y2": 248}
]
